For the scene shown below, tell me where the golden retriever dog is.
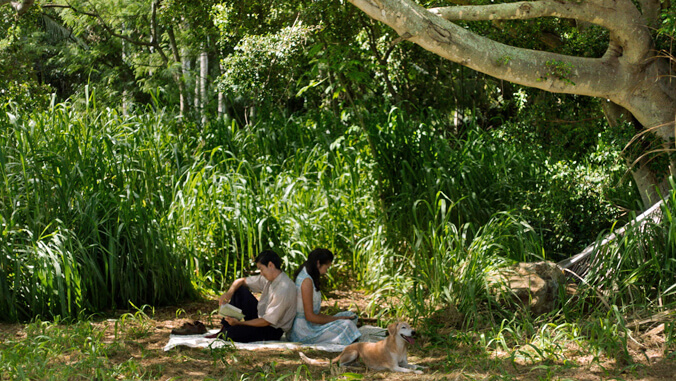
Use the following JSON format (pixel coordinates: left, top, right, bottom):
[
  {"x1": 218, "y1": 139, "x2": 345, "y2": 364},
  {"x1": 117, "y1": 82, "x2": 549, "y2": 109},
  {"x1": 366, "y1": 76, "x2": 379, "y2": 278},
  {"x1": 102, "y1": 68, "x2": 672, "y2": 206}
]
[{"x1": 299, "y1": 321, "x2": 423, "y2": 374}]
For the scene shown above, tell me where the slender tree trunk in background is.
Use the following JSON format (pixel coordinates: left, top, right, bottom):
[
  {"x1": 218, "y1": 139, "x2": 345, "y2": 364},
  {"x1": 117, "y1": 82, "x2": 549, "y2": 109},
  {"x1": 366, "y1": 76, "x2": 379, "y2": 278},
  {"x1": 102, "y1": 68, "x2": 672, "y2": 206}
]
[
  {"x1": 167, "y1": 27, "x2": 186, "y2": 119},
  {"x1": 182, "y1": 50, "x2": 192, "y2": 114},
  {"x1": 218, "y1": 62, "x2": 225, "y2": 121},
  {"x1": 122, "y1": 90, "x2": 129, "y2": 116},
  {"x1": 194, "y1": 57, "x2": 199, "y2": 111},
  {"x1": 179, "y1": 15, "x2": 193, "y2": 114},
  {"x1": 121, "y1": 23, "x2": 129, "y2": 116},
  {"x1": 199, "y1": 49, "x2": 208, "y2": 124}
]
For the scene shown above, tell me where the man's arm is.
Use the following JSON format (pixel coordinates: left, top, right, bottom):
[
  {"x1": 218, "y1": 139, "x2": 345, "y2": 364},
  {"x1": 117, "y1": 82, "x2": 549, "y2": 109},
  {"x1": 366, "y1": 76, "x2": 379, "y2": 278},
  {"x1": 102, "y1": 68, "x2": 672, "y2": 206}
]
[
  {"x1": 222, "y1": 316, "x2": 271, "y2": 327},
  {"x1": 219, "y1": 278, "x2": 247, "y2": 305}
]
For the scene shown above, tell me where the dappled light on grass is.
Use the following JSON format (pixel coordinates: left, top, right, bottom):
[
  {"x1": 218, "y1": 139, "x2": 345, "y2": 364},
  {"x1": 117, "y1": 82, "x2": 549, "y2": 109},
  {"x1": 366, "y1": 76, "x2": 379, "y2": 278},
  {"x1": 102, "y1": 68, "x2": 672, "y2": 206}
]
[{"x1": 3, "y1": 297, "x2": 674, "y2": 380}]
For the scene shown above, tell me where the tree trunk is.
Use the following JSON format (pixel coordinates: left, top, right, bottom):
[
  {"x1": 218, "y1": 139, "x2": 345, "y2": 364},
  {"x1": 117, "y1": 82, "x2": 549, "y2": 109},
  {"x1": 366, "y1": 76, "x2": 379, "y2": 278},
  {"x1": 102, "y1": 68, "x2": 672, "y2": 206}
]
[
  {"x1": 167, "y1": 27, "x2": 186, "y2": 119},
  {"x1": 199, "y1": 49, "x2": 208, "y2": 125},
  {"x1": 121, "y1": 23, "x2": 129, "y2": 116},
  {"x1": 193, "y1": 56, "x2": 199, "y2": 111},
  {"x1": 348, "y1": 0, "x2": 676, "y2": 207},
  {"x1": 601, "y1": 101, "x2": 671, "y2": 206},
  {"x1": 218, "y1": 62, "x2": 225, "y2": 121}
]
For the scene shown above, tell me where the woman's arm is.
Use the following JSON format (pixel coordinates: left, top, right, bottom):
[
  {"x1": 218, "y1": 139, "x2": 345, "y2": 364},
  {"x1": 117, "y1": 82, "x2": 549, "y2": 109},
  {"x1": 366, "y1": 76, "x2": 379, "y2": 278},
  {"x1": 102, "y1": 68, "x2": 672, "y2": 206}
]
[{"x1": 300, "y1": 278, "x2": 353, "y2": 324}]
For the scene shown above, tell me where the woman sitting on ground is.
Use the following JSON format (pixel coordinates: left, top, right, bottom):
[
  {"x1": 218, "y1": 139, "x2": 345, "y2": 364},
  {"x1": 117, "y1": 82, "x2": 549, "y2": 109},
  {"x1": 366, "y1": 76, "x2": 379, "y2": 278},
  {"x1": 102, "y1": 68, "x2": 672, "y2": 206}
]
[{"x1": 288, "y1": 248, "x2": 361, "y2": 345}]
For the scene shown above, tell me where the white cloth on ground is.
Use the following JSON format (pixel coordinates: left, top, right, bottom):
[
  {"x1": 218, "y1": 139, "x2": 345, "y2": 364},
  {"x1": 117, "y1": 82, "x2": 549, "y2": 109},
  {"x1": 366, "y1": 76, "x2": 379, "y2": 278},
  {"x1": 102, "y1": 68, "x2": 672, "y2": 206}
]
[
  {"x1": 163, "y1": 325, "x2": 386, "y2": 352},
  {"x1": 163, "y1": 329, "x2": 345, "y2": 352}
]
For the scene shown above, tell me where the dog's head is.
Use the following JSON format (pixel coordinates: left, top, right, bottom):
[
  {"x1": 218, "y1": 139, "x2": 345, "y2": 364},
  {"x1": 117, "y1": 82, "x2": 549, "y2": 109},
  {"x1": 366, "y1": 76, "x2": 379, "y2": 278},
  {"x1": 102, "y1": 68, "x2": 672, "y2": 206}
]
[{"x1": 388, "y1": 321, "x2": 416, "y2": 345}]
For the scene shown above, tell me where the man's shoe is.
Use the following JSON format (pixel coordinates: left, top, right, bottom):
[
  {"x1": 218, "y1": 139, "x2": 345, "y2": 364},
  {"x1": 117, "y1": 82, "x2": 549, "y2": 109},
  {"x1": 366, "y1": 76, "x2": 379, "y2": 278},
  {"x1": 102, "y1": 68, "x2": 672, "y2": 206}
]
[
  {"x1": 205, "y1": 318, "x2": 228, "y2": 339},
  {"x1": 171, "y1": 320, "x2": 208, "y2": 335}
]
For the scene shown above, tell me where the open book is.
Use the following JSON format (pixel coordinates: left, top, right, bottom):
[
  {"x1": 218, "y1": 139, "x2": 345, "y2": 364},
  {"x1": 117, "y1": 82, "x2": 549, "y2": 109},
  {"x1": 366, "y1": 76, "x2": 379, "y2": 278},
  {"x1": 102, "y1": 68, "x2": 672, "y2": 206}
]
[{"x1": 218, "y1": 303, "x2": 245, "y2": 320}]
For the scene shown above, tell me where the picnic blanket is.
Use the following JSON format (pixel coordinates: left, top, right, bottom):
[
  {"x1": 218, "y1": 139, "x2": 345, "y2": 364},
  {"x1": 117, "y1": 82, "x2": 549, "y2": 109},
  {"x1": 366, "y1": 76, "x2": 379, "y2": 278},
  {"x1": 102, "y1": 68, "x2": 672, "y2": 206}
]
[{"x1": 163, "y1": 325, "x2": 387, "y2": 352}]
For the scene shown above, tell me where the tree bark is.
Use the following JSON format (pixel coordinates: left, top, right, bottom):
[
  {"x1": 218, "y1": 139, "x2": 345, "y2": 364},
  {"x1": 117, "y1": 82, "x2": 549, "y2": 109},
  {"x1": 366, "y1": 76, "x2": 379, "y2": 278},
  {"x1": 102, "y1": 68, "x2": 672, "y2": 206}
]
[
  {"x1": 199, "y1": 49, "x2": 208, "y2": 125},
  {"x1": 348, "y1": 0, "x2": 676, "y2": 207},
  {"x1": 601, "y1": 101, "x2": 670, "y2": 206},
  {"x1": 167, "y1": 27, "x2": 186, "y2": 119},
  {"x1": 218, "y1": 62, "x2": 225, "y2": 121},
  {"x1": 194, "y1": 58, "x2": 199, "y2": 111},
  {"x1": 181, "y1": 47, "x2": 193, "y2": 114}
]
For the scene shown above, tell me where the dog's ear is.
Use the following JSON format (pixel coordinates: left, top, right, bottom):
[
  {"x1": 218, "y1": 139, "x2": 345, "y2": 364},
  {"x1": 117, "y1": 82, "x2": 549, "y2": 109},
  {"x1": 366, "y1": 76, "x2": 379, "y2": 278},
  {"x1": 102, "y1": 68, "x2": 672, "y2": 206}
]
[{"x1": 387, "y1": 322, "x2": 398, "y2": 336}]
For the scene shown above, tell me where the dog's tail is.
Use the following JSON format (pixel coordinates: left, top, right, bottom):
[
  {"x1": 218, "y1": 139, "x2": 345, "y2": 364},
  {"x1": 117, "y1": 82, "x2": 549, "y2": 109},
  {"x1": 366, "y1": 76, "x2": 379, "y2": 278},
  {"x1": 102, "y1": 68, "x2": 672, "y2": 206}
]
[{"x1": 299, "y1": 352, "x2": 330, "y2": 366}]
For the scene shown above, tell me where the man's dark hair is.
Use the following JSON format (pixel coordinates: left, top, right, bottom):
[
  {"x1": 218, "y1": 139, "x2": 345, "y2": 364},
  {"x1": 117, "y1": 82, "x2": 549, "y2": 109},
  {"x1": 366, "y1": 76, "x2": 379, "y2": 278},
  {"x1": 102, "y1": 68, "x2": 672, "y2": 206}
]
[{"x1": 255, "y1": 250, "x2": 282, "y2": 270}]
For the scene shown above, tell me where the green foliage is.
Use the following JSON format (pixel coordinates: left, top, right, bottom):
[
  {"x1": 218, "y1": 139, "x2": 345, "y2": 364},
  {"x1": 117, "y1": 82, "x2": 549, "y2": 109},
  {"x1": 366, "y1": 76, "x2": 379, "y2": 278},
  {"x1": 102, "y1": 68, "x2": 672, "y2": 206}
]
[
  {"x1": 0, "y1": 9, "x2": 53, "y2": 108},
  {"x1": 542, "y1": 60, "x2": 576, "y2": 85},
  {"x1": 361, "y1": 106, "x2": 628, "y2": 260},
  {"x1": 173, "y1": 111, "x2": 376, "y2": 289},
  {"x1": 217, "y1": 24, "x2": 316, "y2": 105},
  {"x1": 0, "y1": 100, "x2": 197, "y2": 321},
  {"x1": 0, "y1": 316, "x2": 166, "y2": 379},
  {"x1": 582, "y1": 179, "x2": 676, "y2": 310},
  {"x1": 366, "y1": 205, "x2": 541, "y2": 325},
  {"x1": 0, "y1": 85, "x2": 648, "y2": 331}
]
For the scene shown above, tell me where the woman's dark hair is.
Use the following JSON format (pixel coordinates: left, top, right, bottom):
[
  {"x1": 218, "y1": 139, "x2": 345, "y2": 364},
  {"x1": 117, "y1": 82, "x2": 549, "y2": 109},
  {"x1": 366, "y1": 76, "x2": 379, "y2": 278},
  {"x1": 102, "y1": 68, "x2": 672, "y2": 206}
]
[{"x1": 295, "y1": 248, "x2": 334, "y2": 291}]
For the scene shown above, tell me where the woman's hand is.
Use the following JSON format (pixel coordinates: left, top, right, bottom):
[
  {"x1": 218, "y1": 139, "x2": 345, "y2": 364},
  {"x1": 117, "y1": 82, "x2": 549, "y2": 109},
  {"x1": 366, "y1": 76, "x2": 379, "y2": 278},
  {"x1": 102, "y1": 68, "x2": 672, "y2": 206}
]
[
  {"x1": 335, "y1": 315, "x2": 355, "y2": 320},
  {"x1": 300, "y1": 277, "x2": 358, "y2": 325}
]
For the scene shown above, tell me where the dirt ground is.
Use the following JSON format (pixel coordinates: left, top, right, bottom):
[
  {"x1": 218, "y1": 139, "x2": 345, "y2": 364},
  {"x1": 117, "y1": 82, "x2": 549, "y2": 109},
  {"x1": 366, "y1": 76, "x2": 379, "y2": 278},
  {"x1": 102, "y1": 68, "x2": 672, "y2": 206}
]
[{"x1": 1, "y1": 289, "x2": 675, "y2": 380}]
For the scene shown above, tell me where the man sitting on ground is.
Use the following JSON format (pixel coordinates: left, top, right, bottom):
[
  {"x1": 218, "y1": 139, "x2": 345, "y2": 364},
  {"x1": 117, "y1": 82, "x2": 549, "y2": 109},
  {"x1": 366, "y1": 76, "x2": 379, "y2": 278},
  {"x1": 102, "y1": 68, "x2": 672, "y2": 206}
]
[{"x1": 211, "y1": 250, "x2": 296, "y2": 342}]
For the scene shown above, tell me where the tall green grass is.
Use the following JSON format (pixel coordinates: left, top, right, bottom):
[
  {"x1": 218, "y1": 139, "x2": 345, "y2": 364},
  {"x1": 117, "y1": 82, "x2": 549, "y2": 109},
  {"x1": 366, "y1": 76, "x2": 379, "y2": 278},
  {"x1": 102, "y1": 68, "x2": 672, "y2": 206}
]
[
  {"x1": 1, "y1": 98, "x2": 647, "y2": 325},
  {"x1": 355, "y1": 106, "x2": 631, "y2": 322},
  {"x1": 170, "y1": 112, "x2": 377, "y2": 289},
  {"x1": 364, "y1": 107, "x2": 630, "y2": 260},
  {"x1": 581, "y1": 180, "x2": 676, "y2": 312},
  {"x1": 0, "y1": 101, "x2": 196, "y2": 321}
]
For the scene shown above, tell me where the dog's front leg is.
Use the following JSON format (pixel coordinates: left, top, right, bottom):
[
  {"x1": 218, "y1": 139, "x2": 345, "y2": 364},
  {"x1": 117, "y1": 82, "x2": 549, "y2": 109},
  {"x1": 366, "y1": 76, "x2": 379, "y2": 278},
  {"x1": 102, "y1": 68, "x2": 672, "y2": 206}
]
[
  {"x1": 393, "y1": 365, "x2": 423, "y2": 374},
  {"x1": 399, "y1": 357, "x2": 426, "y2": 371}
]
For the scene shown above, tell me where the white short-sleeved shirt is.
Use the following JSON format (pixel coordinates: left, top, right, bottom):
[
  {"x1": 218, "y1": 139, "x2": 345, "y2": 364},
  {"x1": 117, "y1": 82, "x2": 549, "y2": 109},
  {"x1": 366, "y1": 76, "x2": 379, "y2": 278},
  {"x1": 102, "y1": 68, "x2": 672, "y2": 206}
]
[{"x1": 245, "y1": 271, "x2": 296, "y2": 332}]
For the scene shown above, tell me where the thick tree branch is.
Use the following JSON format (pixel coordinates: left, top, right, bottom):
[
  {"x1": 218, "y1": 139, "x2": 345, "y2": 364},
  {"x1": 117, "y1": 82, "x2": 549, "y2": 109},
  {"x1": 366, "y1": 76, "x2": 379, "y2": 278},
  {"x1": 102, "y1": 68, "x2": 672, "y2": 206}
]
[
  {"x1": 350, "y1": 0, "x2": 676, "y2": 199},
  {"x1": 349, "y1": 0, "x2": 676, "y2": 135},
  {"x1": 149, "y1": 0, "x2": 169, "y2": 65},
  {"x1": 42, "y1": 3, "x2": 97, "y2": 17},
  {"x1": 349, "y1": 0, "x2": 621, "y2": 98},
  {"x1": 429, "y1": 0, "x2": 651, "y2": 63},
  {"x1": 637, "y1": 0, "x2": 662, "y2": 28}
]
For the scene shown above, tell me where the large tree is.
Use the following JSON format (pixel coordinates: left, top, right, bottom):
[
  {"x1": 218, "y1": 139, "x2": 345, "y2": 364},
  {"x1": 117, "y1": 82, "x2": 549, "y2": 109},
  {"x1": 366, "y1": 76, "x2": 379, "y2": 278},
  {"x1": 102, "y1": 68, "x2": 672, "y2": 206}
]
[{"x1": 348, "y1": 0, "x2": 676, "y2": 207}]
